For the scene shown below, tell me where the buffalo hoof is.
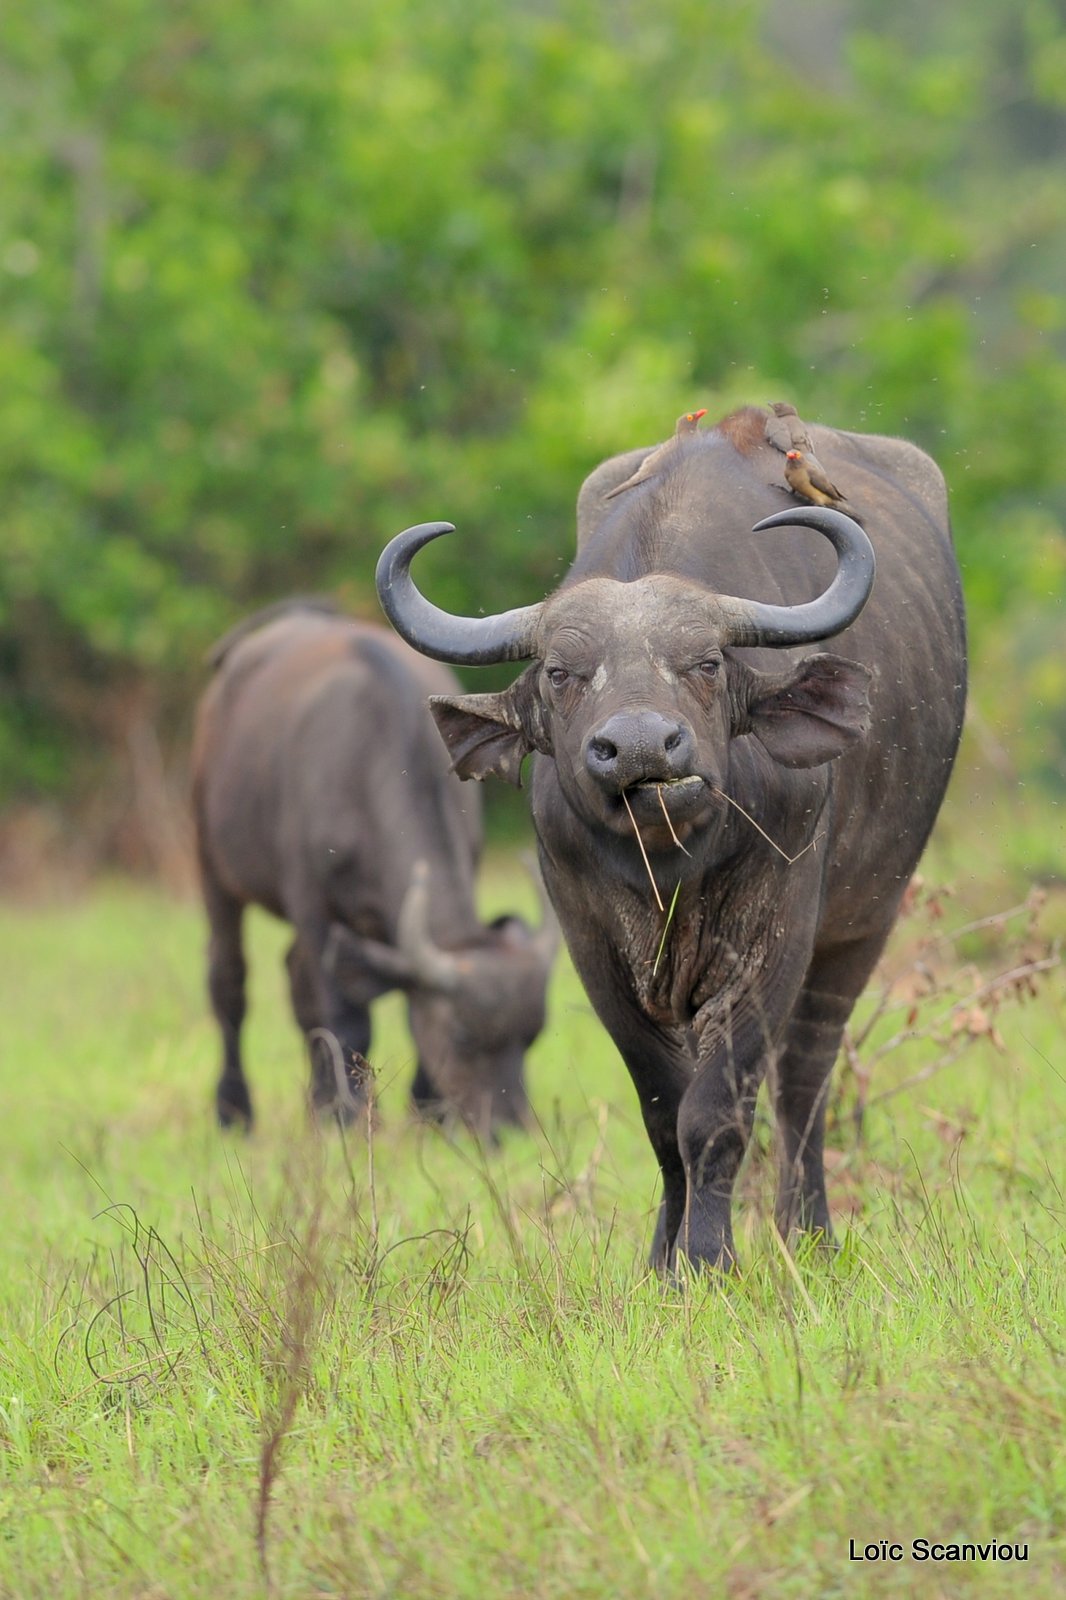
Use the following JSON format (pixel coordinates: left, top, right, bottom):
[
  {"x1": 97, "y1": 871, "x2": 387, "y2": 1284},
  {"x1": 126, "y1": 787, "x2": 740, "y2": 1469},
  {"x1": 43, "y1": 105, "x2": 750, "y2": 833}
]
[
  {"x1": 653, "y1": 1239, "x2": 739, "y2": 1282},
  {"x1": 217, "y1": 1076, "x2": 253, "y2": 1131}
]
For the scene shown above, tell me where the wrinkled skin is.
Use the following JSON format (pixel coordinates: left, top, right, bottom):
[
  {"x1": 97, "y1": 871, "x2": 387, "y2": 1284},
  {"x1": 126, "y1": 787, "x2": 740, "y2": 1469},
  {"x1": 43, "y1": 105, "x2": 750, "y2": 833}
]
[
  {"x1": 380, "y1": 410, "x2": 967, "y2": 1271},
  {"x1": 192, "y1": 609, "x2": 556, "y2": 1135}
]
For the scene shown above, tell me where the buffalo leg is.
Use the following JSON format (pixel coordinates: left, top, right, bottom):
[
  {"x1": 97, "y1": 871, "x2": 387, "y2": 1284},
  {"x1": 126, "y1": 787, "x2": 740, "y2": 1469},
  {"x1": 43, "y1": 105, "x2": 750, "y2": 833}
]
[
  {"x1": 615, "y1": 1042, "x2": 690, "y2": 1271},
  {"x1": 773, "y1": 933, "x2": 889, "y2": 1242},
  {"x1": 205, "y1": 886, "x2": 252, "y2": 1129},
  {"x1": 647, "y1": 1141, "x2": 688, "y2": 1272},
  {"x1": 409, "y1": 1058, "x2": 446, "y2": 1121},
  {"x1": 560, "y1": 955, "x2": 691, "y2": 1270},
  {"x1": 637, "y1": 1084, "x2": 690, "y2": 1271},
  {"x1": 672, "y1": 995, "x2": 780, "y2": 1271},
  {"x1": 286, "y1": 932, "x2": 372, "y2": 1124},
  {"x1": 676, "y1": 1060, "x2": 762, "y2": 1272}
]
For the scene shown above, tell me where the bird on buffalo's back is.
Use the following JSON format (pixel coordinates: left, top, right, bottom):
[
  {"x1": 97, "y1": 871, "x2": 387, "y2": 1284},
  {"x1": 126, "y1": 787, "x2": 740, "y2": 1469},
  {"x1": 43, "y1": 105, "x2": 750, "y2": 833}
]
[
  {"x1": 783, "y1": 448, "x2": 850, "y2": 512},
  {"x1": 765, "y1": 400, "x2": 837, "y2": 484},
  {"x1": 765, "y1": 400, "x2": 812, "y2": 455},
  {"x1": 604, "y1": 409, "x2": 707, "y2": 499}
]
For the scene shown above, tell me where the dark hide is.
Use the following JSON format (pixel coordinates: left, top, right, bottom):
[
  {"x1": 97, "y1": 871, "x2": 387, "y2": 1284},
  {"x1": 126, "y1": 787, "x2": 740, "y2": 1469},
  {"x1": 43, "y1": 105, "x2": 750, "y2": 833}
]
[
  {"x1": 389, "y1": 409, "x2": 967, "y2": 1270},
  {"x1": 192, "y1": 608, "x2": 555, "y2": 1133}
]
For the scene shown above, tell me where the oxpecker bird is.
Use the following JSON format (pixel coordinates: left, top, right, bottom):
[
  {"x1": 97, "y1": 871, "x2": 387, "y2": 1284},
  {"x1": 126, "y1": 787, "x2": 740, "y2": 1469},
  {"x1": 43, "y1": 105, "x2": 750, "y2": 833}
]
[
  {"x1": 765, "y1": 400, "x2": 811, "y2": 454},
  {"x1": 783, "y1": 448, "x2": 849, "y2": 512},
  {"x1": 766, "y1": 401, "x2": 836, "y2": 484},
  {"x1": 604, "y1": 409, "x2": 707, "y2": 499}
]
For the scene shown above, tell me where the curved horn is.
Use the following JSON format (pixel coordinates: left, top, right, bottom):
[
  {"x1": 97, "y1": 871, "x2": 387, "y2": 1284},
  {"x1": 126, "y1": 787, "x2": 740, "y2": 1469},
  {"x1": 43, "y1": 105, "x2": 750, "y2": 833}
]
[
  {"x1": 718, "y1": 507, "x2": 875, "y2": 648},
  {"x1": 376, "y1": 522, "x2": 543, "y2": 666},
  {"x1": 397, "y1": 861, "x2": 463, "y2": 994}
]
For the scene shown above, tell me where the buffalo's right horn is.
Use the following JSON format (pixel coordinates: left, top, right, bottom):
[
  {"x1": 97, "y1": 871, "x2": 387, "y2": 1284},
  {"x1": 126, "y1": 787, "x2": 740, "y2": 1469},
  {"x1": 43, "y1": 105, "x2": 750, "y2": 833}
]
[{"x1": 376, "y1": 522, "x2": 543, "y2": 666}]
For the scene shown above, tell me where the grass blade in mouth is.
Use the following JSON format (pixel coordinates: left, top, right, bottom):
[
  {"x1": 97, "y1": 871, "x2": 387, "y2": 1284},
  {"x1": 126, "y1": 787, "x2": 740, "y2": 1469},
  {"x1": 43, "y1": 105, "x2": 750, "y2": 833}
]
[
  {"x1": 652, "y1": 879, "x2": 682, "y2": 976},
  {"x1": 656, "y1": 784, "x2": 691, "y2": 856},
  {"x1": 621, "y1": 790, "x2": 664, "y2": 912},
  {"x1": 710, "y1": 785, "x2": 822, "y2": 865}
]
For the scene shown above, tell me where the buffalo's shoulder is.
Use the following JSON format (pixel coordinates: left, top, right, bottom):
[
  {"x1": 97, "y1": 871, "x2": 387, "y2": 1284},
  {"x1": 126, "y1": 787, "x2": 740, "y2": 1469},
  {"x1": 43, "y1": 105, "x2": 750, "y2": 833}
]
[
  {"x1": 575, "y1": 447, "x2": 656, "y2": 548},
  {"x1": 817, "y1": 427, "x2": 950, "y2": 529}
]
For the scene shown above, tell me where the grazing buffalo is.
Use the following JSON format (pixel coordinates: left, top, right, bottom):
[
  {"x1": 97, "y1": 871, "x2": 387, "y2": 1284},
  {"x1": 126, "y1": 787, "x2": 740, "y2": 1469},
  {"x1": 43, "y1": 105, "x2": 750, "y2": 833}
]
[
  {"x1": 192, "y1": 605, "x2": 557, "y2": 1134},
  {"x1": 376, "y1": 406, "x2": 967, "y2": 1270}
]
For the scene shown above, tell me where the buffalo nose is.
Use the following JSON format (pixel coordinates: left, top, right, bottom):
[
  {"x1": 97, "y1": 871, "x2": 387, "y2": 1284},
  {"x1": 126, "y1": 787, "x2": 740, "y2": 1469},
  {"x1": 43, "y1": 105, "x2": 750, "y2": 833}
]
[{"x1": 584, "y1": 711, "x2": 695, "y2": 791}]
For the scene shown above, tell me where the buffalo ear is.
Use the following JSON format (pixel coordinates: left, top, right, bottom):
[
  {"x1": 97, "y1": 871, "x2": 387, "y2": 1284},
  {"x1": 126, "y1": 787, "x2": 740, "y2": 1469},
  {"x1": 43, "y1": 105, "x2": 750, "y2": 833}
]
[
  {"x1": 430, "y1": 666, "x2": 550, "y2": 786},
  {"x1": 745, "y1": 653, "x2": 873, "y2": 769}
]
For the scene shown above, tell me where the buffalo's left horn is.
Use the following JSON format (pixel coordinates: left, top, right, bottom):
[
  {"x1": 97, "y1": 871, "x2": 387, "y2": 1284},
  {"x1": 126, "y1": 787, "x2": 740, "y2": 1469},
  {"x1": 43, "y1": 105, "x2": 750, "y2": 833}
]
[
  {"x1": 718, "y1": 507, "x2": 875, "y2": 648},
  {"x1": 396, "y1": 861, "x2": 463, "y2": 994},
  {"x1": 376, "y1": 522, "x2": 543, "y2": 665}
]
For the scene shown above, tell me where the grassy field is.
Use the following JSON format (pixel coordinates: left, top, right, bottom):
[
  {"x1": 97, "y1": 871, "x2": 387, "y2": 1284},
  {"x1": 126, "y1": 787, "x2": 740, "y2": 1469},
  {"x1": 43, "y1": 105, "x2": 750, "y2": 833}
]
[{"x1": 0, "y1": 835, "x2": 1063, "y2": 1598}]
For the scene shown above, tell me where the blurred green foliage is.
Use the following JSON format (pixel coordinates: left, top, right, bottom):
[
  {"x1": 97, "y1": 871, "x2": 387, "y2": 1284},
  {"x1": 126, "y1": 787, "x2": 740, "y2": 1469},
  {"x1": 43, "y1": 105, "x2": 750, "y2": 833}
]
[{"x1": 1, "y1": 0, "x2": 1064, "y2": 814}]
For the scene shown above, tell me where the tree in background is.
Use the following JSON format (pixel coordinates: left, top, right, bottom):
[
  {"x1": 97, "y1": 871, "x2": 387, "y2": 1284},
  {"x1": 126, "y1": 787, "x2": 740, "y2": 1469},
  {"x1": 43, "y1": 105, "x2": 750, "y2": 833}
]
[{"x1": 1, "y1": 0, "x2": 1064, "y2": 867}]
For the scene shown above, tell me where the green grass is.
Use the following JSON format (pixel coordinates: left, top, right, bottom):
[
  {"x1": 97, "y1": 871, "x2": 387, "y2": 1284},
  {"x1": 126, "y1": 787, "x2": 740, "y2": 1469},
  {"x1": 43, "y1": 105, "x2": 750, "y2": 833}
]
[{"x1": 0, "y1": 861, "x2": 1063, "y2": 1598}]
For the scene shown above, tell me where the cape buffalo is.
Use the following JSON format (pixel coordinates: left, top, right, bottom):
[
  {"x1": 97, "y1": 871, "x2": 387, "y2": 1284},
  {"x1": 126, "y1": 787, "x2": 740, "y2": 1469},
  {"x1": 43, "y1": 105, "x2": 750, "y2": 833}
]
[
  {"x1": 375, "y1": 405, "x2": 967, "y2": 1271},
  {"x1": 192, "y1": 605, "x2": 557, "y2": 1134}
]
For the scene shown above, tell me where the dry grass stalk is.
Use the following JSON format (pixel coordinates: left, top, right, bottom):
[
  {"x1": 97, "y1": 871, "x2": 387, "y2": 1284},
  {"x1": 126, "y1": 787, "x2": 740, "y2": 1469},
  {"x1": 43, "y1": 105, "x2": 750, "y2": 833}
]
[
  {"x1": 656, "y1": 785, "x2": 691, "y2": 855},
  {"x1": 621, "y1": 790, "x2": 664, "y2": 912},
  {"x1": 255, "y1": 1190, "x2": 326, "y2": 1591},
  {"x1": 834, "y1": 882, "x2": 1060, "y2": 1142},
  {"x1": 652, "y1": 880, "x2": 682, "y2": 977},
  {"x1": 709, "y1": 786, "x2": 823, "y2": 865}
]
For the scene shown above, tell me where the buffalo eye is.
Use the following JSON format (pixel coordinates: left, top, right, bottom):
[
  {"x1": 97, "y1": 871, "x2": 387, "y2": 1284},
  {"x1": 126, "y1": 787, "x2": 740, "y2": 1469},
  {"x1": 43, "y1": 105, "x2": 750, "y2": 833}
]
[
  {"x1": 697, "y1": 656, "x2": 723, "y2": 679},
  {"x1": 546, "y1": 666, "x2": 570, "y2": 689}
]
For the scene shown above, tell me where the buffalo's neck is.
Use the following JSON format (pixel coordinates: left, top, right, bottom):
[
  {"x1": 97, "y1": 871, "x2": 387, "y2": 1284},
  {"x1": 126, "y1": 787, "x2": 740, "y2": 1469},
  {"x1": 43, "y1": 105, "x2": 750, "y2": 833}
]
[
  {"x1": 532, "y1": 755, "x2": 830, "y2": 1036},
  {"x1": 335, "y1": 762, "x2": 483, "y2": 949}
]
